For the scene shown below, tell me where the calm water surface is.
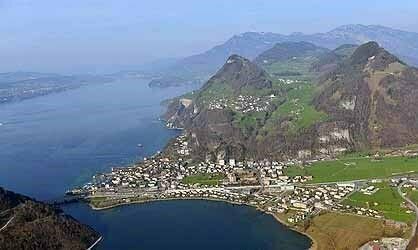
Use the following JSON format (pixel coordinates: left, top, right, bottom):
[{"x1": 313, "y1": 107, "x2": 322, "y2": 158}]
[{"x1": 0, "y1": 79, "x2": 311, "y2": 249}]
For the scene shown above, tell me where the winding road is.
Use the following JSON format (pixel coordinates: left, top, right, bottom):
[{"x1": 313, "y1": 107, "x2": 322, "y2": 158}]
[{"x1": 398, "y1": 181, "x2": 418, "y2": 243}]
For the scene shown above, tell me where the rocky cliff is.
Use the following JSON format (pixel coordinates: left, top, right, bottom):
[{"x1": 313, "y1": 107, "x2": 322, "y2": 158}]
[{"x1": 315, "y1": 41, "x2": 418, "y2": 150}]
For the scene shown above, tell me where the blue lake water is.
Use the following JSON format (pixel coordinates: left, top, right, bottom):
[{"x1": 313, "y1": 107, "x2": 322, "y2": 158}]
[{"x1": 0, "y1": 79, "x2": 311, "y2": 249}]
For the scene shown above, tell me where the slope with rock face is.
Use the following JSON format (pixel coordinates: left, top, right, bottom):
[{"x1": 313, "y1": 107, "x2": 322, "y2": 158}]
[
  {"x1": 0, "y1": 187, "x2": 99, "y2": 250},
  {"x1": 164, "y1": 55, "x2": 276, "y2": 160},
  {"x1": 315, "y1": 41, "x2": 418, "y2": 150},
  {"x1": 165, "y1": 42, "x2": 418, "y2": 161},
  {"x1": 164, "y1": 55, "x2": 330, "y2": 161}
]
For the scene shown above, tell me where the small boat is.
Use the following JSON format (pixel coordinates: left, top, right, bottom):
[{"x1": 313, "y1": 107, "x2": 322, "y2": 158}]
[{"x1": 137, "y1": 144, "x2": 143, "y2": 147}]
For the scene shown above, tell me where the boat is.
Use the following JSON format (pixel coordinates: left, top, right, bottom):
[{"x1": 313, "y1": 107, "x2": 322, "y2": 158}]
[{"x1": 137, "y1": 144, "x2": 143, "y2": 147}]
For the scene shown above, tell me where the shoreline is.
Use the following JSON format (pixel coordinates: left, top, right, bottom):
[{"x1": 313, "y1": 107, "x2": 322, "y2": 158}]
[{"x1": 87, "y1": 197, "x2": 317, "y2": 249}]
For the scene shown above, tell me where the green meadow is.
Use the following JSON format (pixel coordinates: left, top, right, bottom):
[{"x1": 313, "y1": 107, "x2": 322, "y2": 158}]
[
  {"x1": 342, "y1": 182, "x2": 415, "y2": 223},
  {"x1": 286, "y1": 156, "x2": 418, "y2": 183}
]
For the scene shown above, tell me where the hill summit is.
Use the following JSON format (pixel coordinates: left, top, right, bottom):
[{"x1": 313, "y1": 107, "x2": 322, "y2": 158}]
[
  {"x1": 201, "y1": 55, "x2": 272, "y2": 93},
  {"x1": 315, "y1": 41, "x2": 418, "y2": 149},
  {"x1": 165, "y1": 41, "x2": 418, "y2": 161}
]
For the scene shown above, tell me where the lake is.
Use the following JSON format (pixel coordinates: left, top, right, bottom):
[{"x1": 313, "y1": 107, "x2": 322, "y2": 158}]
[{"x1": 0, "y1": 79, "x2": 311, "y2": 249}]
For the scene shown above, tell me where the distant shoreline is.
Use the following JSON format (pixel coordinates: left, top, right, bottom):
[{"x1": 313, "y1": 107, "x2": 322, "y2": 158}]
[{"x1": 88, "y1": 197, "x2": 317, "y2": 249}]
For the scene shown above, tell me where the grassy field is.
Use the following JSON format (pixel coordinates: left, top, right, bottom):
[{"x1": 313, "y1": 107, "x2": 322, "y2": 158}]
[
  {"x1": 181, "y1": 173, "x2": 225, "y2": 186},
  {"x1": 343, "y1": 182, "x2": 415, "y2": 223},
  {"x1": 286, "y1": 156, "x2": 418, "y2": 183},
  {"x1": 261, "y1": 82, "x2": 327, "y2": 135},
  {"x1": 265, "y1": 57, "x2": 317, "y2": 80},
  {"x1": 407, "y1": 189, "x2": 418, "y2": 205},
  {"x1": 306, "y1": 212, "x2": 408, "y2": 250},
  {"x1": 233, "y1": 111, "x2": 268, "y2": 136},
  {"x1": 89, "y1": 197, "x2": 108, "y2": 207},
  {"x1": 197, "y1": 81, "x2": 234, "y2": 103}
]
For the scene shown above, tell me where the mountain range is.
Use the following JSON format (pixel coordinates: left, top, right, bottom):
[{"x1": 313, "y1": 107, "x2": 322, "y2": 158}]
[
  {"x1": 164, "y1": 41, "x2": 418, "y2": 161},
  {"x1": 149, "y1": 24, "x2": 418, "y2": 87}
]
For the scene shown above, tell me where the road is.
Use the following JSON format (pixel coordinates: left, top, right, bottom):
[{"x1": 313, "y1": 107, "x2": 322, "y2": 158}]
[
  {"x1": 0, "y1": 216, "x2": 14, "y2": 232},
  {"x1": 87, "y1": 236, "x2": 102, "y2": 250},
  {"x1": 88, "y1": 184, "x2": 292, "y2": 199},
  {"x1": 398, "y1": 181, "x2": 418, "y2": 243}
]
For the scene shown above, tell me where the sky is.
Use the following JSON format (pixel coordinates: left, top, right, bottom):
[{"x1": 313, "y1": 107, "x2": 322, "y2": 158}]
[{"x1": 1, "y1": 0, "x2": 418, "y2": 74}]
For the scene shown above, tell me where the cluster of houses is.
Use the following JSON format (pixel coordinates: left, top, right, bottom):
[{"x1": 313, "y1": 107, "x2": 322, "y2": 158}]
[
  {"x1": 71, "y1": 132, "x2": 418, "y2": 232},
  {"x1": 161, "y1": 189, "x2": 248, "y2": 204},
  {"x1": 360, "y1": 238, "x2": 409, "y2": 250},
  {"x1": 206, "y1": 94, "x2": 275, "y2": 113},
  {"x1": 288, "y1": 98, "x2": 304, "y2": 119},
  {"x1": 277, "y1": 78, "x2": 302, "y2": 85},
  {"x1": 360, "y1": 185, "x2": 380, "y2": 195},
  {"x1": 173, "y1": 135, "x2": 190, "y2": 156},
  {"x1": 335, "y1": 204, "x2": 381, "y2": 218},
  {"x1": 287, "y1": 211, "x2": 309, "y2": 224},
  {"x1": 279, "y1": 184, "x2": 355, "y2": 213}
]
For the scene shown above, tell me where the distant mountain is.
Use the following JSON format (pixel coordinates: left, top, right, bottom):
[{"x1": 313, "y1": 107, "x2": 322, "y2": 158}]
[
  {"x1": 255, "y1": 41, "x2": 330, "y2": 65},
  {"x1": 299, "y1": 25, "x2": 418, "y2": 66},
  {"x1": 254, "y1": 42, "x2": 332, "y2": 78},
  {"x1": 164, "y1": 42, "x2": 418, "y2": 160},
  {"x1": 152, "y1": 25, "x2": 418, "y2": 87},
  {"x1": 0, "y1": 187, "x2": 99, "y2": 250},
  {"x1": 310, "y1": 44, "x2": 358, "y2": 75}
]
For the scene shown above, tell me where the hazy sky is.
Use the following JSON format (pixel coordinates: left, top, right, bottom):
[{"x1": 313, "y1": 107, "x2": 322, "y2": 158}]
[{"x1": 1, "y1": 0, "x2": 418, "y2": 74}]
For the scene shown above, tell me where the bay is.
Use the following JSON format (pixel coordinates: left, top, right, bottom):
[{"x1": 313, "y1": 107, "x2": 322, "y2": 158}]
[{"x1": 0, "y1": 79, "x2": 311, "y2": 249}]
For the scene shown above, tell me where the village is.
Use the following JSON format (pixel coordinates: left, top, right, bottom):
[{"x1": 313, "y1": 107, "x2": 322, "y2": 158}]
[
  {"x1": 206, "y1": 94, "x2": 276, "y2": 113},
  {"x1": 69, "y1": 132, "x2": 418, "y2": 242}
]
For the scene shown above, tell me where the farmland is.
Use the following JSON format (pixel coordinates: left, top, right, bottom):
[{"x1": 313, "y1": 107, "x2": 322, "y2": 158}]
[
  {"x1": 261, "y1": 82, "x2": 327, "y2": 135},
  {"x1": 286, "y1": 156, "x2": 418, "y2": 183},
  {"x1": 342, "y1": 182, "x2": 415, "y2": 223},
  {"x1": 305, "y1": 212, "x2": 409, "y2": 250}
]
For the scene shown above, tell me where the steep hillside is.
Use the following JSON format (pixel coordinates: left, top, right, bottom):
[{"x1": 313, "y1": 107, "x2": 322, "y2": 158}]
[
  {"x1": 0, "y1": 187, "x2": 99, "y2": 250},
  {"x1": 164, "y1": 55, "x2": 329, "y2": 160},
  {"x1": 315, "y1": 41, "x2": 418, "y2": 149},
  {"x1": 165, "y1": 42, "x2": 418, "y2": 161}
]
